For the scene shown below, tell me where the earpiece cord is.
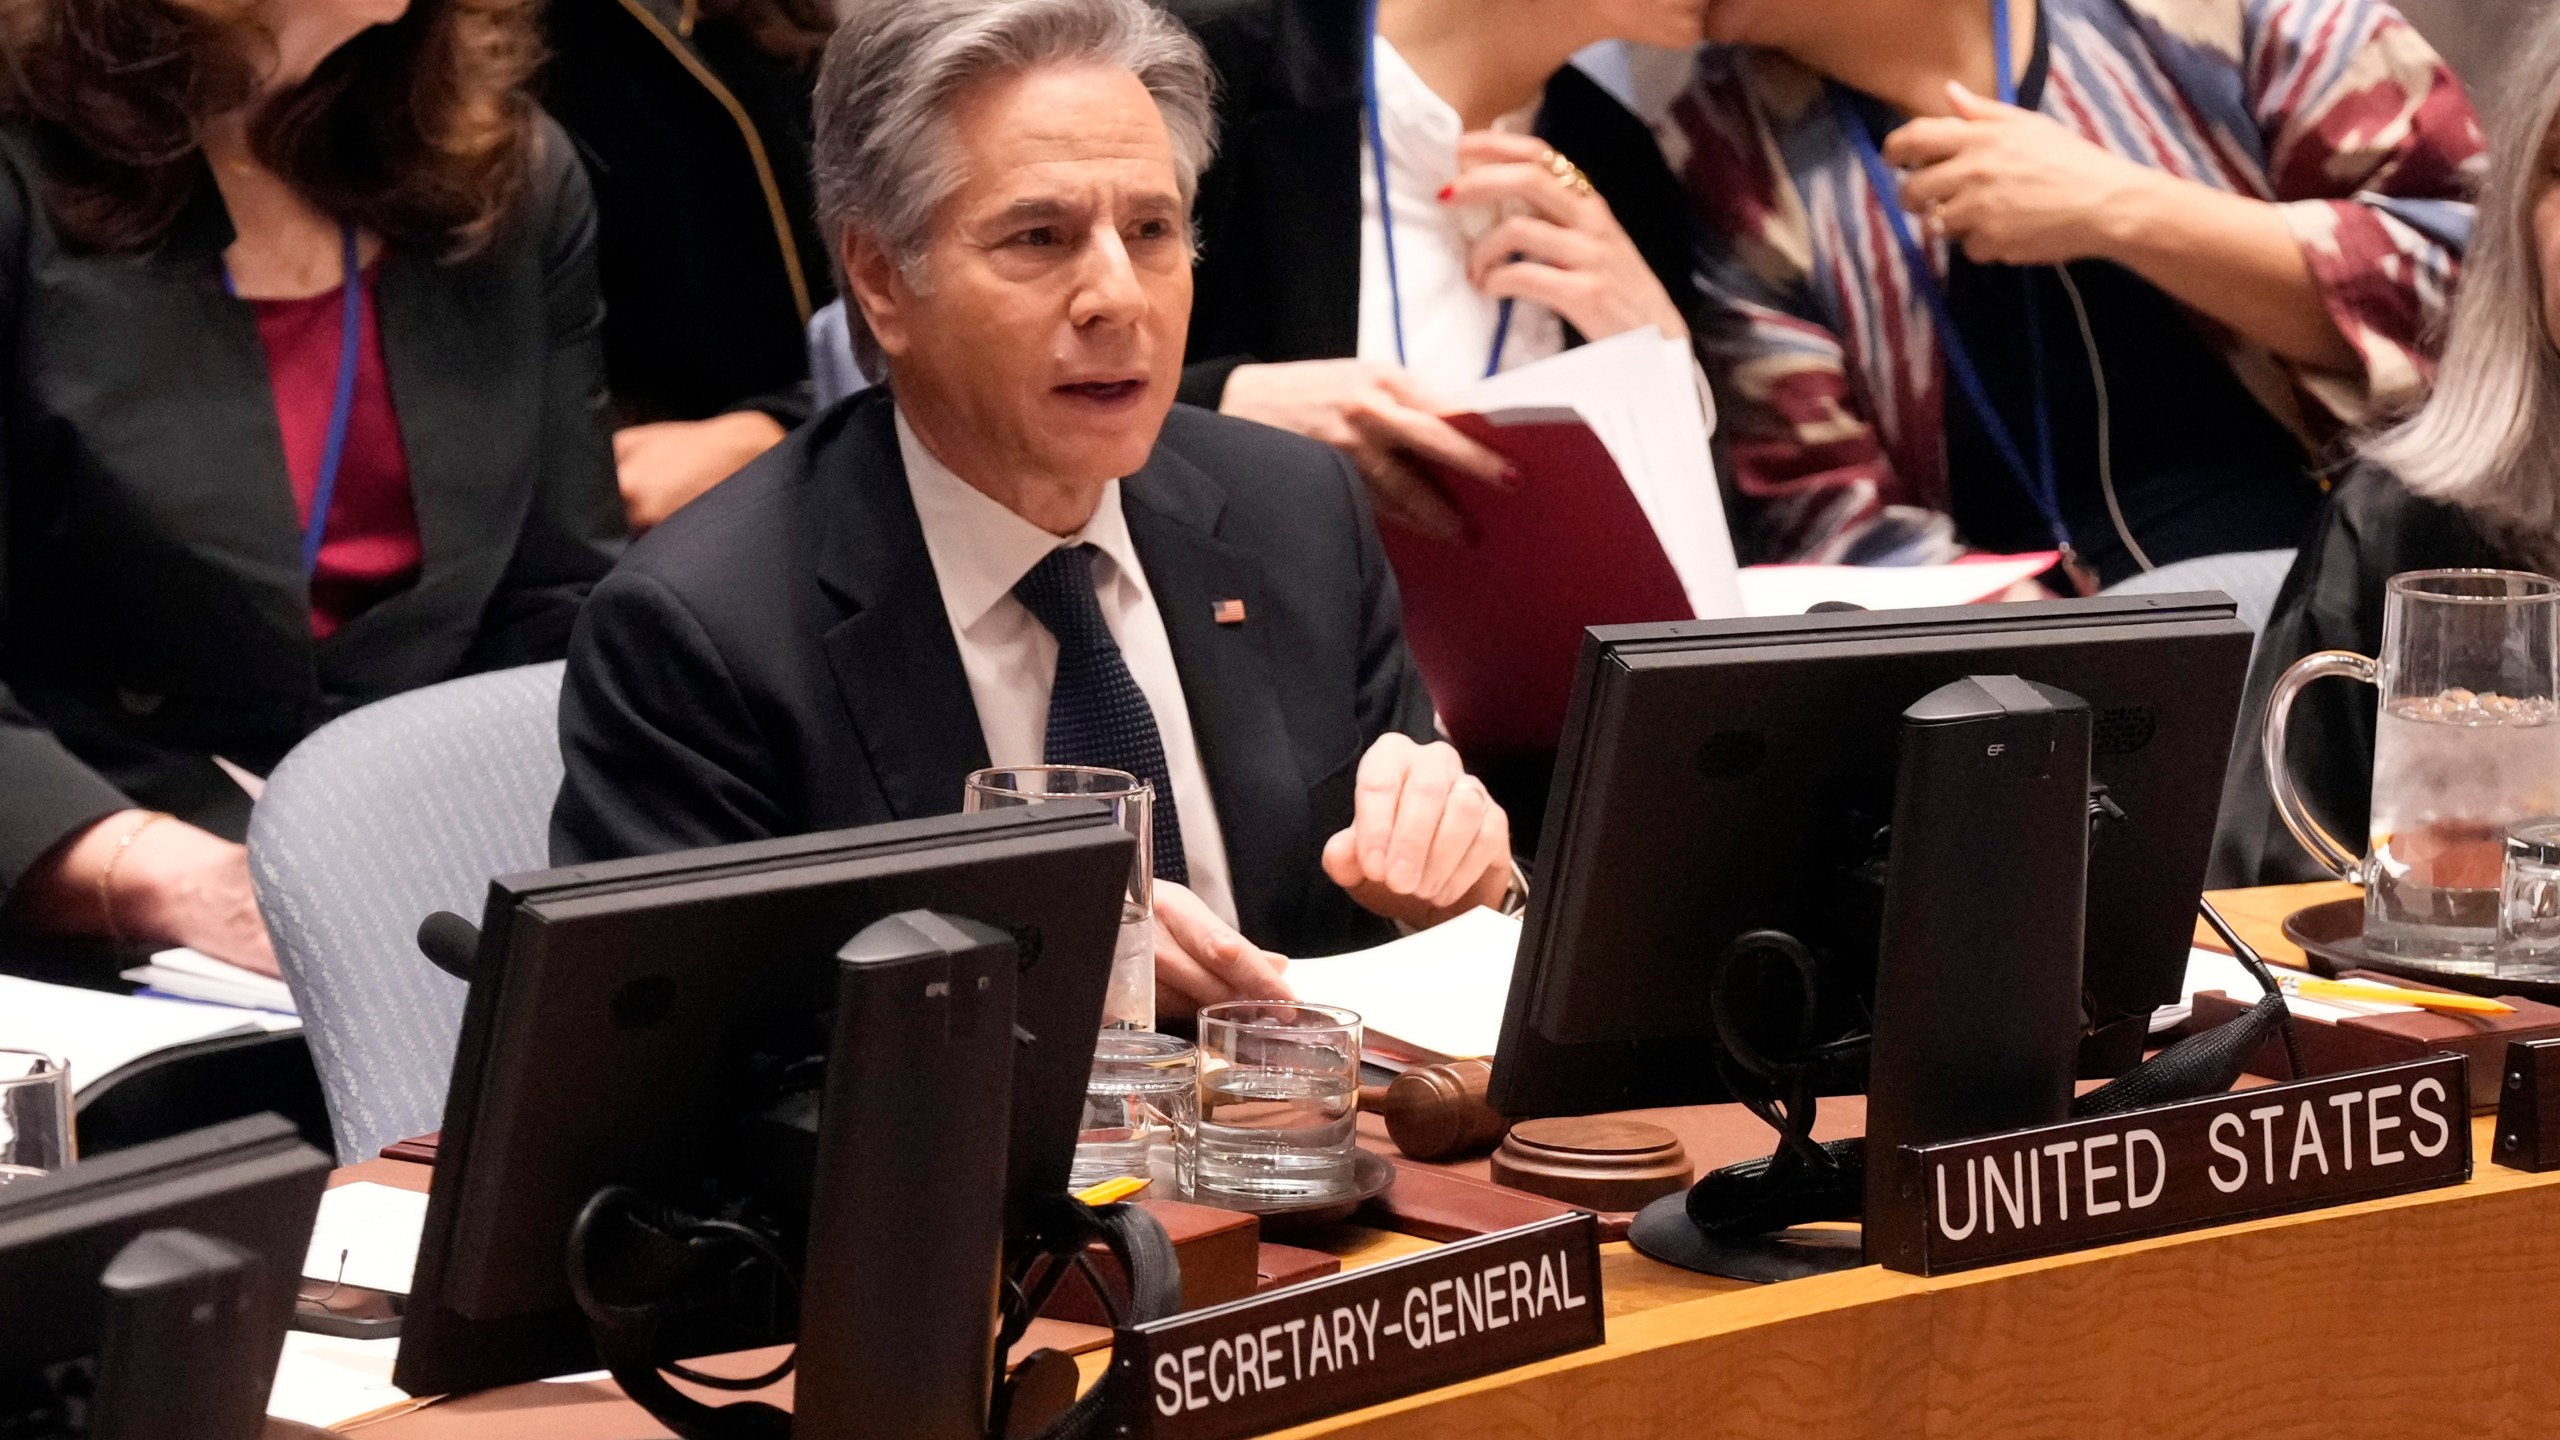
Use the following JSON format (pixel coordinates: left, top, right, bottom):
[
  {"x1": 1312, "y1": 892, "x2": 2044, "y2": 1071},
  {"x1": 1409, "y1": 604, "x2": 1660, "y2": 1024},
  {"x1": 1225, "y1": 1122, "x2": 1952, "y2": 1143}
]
[{"x1": 2054, "y1": 264, "x2": 2155, "y2": 572}]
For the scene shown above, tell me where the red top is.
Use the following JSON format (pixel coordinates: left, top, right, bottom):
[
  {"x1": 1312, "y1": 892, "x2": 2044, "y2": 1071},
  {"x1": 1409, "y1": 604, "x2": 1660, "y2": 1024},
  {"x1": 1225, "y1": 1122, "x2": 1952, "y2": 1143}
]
[{"x1": 249, "y1": 266, "x2": 421, "y2": 640}]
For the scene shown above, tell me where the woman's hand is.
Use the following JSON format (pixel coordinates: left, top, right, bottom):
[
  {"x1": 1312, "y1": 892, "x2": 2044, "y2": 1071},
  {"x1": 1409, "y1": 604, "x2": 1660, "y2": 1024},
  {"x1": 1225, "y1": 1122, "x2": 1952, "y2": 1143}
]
[
  {"x1": 14, "y1": 811, "x2": 280, "y2": 976},
  {"x1": 1884, "y1": 83, "x2": 2164, "y2": 267},
  {"x1": 614, "y1": 411, "x2": 789, "y2": 531},
  {"x1": 1449, "y1": 131, "x2": 1689, "y2": 344},
  {"x1": 1153, "y1": 880, "x2": 1293, "y2": 1019},
  {"x1": 1219, "y1": 359, "x2": 1512, "y2": 540}
]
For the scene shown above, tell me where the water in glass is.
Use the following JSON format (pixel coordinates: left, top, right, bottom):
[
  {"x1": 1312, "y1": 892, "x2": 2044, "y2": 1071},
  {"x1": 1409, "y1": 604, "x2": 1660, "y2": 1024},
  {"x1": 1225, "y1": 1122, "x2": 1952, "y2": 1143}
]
[
  {"x1": 1195, "y1": 1067, "x2": 1358, "y2": 1199},
  {"x1": 2368, "y1": 689, "x2": 2560, "y2": 966}
]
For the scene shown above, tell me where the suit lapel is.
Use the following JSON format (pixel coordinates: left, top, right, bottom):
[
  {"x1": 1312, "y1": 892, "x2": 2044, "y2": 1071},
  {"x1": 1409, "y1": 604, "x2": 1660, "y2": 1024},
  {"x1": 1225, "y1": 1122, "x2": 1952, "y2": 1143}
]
[
  {"x1": 813, "y1": 395, "x2": 991, "y2": 820},
  {"x1": 1122, "y1": 447, "x2": 1309, "y2": 942}
]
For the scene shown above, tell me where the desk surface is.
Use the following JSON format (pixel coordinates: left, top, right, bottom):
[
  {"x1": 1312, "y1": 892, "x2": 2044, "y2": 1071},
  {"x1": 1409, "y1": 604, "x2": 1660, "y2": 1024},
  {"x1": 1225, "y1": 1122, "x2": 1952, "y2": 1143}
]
[{"x1": 352, "y1": 883, "x2": 2560, "y2": 1439}]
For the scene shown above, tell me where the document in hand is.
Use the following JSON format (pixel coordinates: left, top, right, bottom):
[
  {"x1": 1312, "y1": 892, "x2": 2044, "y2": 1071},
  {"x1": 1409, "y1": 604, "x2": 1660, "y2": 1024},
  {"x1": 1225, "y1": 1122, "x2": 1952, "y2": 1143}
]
[
  {"x1": 1379, "y1": 330, "x2": 1740, "y2": 759},
  {"x1": 1284, "y1": 906, "x2": 1524, "y2": 1067}
]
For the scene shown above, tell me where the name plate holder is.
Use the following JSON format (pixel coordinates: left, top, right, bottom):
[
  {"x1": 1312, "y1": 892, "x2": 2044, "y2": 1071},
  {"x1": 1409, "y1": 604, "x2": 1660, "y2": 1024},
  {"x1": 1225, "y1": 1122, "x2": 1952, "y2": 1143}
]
[
  {"x1": 1869, "y1": 1055, "x2": 2471, "y2": 1275},
  {"x1": 1103, "y1": 1214, "x2": 1603, "y2": 1440},
  {"x1": 2494, "y1": 1036, "x2": 2560, "y2": 1171}
]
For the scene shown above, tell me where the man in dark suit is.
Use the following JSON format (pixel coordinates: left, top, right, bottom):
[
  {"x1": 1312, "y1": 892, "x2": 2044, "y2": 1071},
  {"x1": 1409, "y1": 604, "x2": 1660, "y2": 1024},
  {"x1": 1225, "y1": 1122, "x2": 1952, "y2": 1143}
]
[{"x1": 551, "y1": 0, "x2": 1516, "y2": 1010}]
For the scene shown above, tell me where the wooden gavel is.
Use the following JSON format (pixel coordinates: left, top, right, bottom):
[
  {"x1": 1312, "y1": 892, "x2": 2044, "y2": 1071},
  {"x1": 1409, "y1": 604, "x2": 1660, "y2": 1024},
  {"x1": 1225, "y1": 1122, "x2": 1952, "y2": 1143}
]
[{"x1": 1363, "y1": 1058, "x2": 1510, "y2": 1161}]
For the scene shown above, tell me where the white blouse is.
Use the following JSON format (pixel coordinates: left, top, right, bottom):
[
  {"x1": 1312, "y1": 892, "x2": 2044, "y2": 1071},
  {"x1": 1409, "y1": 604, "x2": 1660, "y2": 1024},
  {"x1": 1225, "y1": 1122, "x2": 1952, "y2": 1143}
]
[{"x1": 1355, "y1": 36, "x2": 1567, "y2": 396}]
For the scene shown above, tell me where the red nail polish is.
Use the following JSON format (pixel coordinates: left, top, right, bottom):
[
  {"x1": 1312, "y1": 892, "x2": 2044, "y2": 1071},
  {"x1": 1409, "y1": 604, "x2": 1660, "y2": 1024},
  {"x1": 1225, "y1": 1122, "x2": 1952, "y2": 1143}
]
[{"x1": 1436, "y1": 184, "x2": 1455, "y2": 202}]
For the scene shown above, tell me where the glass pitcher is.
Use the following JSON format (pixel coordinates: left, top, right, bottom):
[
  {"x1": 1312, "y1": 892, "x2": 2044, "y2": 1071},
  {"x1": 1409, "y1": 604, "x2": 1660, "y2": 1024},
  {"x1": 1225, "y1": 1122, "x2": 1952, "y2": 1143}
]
[{"x1": 2263, "y1": 570, "x2": 2560, "y2": 969}]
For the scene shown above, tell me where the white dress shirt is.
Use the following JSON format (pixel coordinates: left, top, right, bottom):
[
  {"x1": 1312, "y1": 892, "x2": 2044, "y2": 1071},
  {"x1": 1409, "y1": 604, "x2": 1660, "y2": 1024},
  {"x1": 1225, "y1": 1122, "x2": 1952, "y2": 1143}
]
[
  {"x1": 895, "y1": 410, "x2": 1240, "y2": 927},
  {"x1": 1356, "y1": 36, "x2": 1566, "y2": 395}
]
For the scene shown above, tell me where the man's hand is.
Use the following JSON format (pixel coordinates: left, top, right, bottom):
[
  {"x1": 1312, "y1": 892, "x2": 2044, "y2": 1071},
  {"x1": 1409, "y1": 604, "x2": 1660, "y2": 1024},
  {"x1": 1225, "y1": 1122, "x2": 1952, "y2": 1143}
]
[
  {"x1": 1219, "y1": 359, "x2": 1513, "y2": 542},
  {"x1": 1154, "y1": 880, "x2": 1292, "y2": 1019},
  {"x1": 614, "y1": 411, "x2": 789, "y2": 531},
  {"x1": 13, "y1": 811, "x2": 279, "y2": 976},
  {"x1": 1884, "y1": 82, "x2": 2165, "y2": 268},
  {"x1": 1321, "y1": 734, "x2": 1512, "y2": 930}
]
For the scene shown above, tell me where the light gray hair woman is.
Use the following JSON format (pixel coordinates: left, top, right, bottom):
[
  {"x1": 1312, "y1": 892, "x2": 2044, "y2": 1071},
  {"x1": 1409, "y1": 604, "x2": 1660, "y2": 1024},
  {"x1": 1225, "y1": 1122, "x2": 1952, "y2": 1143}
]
[
  {"x1": 2211, "y1": 8, "x2": 2560, "y2": 888},
  {"x1": 813, "y1": 0, "x2": 1218, "y2": 379}
]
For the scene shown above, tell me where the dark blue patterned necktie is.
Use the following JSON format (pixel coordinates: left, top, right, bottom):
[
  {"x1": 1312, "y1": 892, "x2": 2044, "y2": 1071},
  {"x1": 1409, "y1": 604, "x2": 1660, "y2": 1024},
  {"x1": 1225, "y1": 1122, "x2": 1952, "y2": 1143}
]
[{"x1": 1012, "y1": 544, "x2": 1189, "y2": 884}]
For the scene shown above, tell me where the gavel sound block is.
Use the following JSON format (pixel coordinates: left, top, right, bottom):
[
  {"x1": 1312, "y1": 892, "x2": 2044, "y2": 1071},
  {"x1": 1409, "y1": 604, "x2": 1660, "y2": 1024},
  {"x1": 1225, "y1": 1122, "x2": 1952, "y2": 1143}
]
[{"x1": 1375, "y1": 1060, "x2": 1694, "y2": 1211}]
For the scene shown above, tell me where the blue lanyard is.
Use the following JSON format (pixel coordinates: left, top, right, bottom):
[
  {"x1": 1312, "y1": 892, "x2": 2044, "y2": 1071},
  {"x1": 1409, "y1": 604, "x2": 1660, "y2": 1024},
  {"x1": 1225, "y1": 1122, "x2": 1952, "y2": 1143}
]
[
  {"x1": 228, "y1": 222, "x2": 366, "y2": 578},
  {"x1": 1361, "y1": 0, "x2": 1515, "y2": 379},
  {"x1": 1827, "y1": 0, "x2": 2075, "y2": 561}
]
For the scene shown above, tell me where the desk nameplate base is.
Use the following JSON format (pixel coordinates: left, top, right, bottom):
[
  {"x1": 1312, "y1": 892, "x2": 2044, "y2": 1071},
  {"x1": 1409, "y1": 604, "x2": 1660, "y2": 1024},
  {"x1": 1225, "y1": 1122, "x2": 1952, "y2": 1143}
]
[
  {"x1": 1105, "y1": 1213, "x2": 1602, "y2": 1440},
  {"x1": 1873, "y1": 1054, "x2": 2471, "y2": 1275}
]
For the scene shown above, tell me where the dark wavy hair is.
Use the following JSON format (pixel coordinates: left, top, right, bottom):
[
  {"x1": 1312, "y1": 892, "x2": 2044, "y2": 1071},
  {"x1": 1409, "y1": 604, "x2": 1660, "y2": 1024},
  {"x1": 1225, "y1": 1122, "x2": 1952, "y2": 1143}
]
[{"x1": 0, "y1": 0, "x2": 541, "y2": 257}]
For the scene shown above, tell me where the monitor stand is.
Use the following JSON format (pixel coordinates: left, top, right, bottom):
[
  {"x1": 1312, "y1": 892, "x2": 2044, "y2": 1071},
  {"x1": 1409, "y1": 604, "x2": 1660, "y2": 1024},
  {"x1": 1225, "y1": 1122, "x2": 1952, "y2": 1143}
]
[
  {"x1": 570, "y1": 911, "x2": 1022, "y2": 1440},
  {"x1": 1632, "y1": 676, "x2": 2095, "y2": 1284}
]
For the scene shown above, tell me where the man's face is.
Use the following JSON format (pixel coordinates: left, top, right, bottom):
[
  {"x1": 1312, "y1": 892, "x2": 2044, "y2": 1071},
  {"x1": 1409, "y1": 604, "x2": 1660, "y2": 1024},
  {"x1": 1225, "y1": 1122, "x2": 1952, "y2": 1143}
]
[{"x1": 848, "y1": 64, "x2": 1193, "y2": 509}]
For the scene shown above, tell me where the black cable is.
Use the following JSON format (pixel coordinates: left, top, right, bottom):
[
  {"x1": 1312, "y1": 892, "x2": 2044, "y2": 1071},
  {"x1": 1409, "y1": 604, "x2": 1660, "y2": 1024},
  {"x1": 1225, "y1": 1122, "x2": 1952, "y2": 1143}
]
[{"x1": 2198, "y1": 897, "x2": 2306, "y2": 1080}]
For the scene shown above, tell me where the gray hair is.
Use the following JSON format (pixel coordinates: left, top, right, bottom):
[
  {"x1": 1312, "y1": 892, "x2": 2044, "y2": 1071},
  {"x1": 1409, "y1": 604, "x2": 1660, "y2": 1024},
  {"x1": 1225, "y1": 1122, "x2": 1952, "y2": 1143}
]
[
  {"x1": 2360, "y1": 10, "x2": 2560, "y2": 569},
  {"x1": 813, "y1": 0, "x2": 1219, "y2": 380}
]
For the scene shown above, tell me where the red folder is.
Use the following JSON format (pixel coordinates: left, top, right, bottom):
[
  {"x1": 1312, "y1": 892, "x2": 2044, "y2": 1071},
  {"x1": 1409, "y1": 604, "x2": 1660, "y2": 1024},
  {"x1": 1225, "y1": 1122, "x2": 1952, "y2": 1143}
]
[{"x1": 1378, "y1": 410, "x2": 1692, "y2": 759}]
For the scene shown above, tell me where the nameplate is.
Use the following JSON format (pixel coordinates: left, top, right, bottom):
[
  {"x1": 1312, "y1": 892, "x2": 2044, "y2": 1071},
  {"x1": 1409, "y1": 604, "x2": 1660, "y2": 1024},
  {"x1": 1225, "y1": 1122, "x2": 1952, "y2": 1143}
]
[
  {"x1": 1870, "y1": 1055, "x2": 2471, "y2": 1275},
  {"x1": 2493, "y1": 1037, "x2": 2560, "y2": 1171},
  {"x1": 1104, "y1": 1213, "x2": 1603, "y2": 1440}
]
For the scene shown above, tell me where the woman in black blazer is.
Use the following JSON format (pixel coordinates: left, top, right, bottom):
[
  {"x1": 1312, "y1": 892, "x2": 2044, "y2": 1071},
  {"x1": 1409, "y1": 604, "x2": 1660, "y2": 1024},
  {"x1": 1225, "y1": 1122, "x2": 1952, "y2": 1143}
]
[
  {"x1": 0, "y1": 0, "x2": 623, "y2": 971},
  {"x1": 1168, "y1": 0, "x2": 1710, "y2": 537}
]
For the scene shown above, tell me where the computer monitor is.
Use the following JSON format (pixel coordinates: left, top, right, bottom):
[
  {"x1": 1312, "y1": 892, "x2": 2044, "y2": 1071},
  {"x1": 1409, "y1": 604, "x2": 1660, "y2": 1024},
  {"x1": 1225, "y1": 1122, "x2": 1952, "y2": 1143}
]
[
  {"x1": 1488, "y1": 593, "x2": 2253, "y2": 1118},
  {"x1": 0, "y1": 1113, "x2": 330, "y2": 1438},
  {"x1": 393, "y1": 806, "x2": 1135, "y2": 1402}
]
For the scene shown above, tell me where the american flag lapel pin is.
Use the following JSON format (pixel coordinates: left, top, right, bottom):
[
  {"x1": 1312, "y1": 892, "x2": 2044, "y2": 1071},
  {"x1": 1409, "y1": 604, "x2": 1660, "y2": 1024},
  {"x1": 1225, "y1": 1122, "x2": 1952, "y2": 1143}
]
[{"x1": 1212, "y1": 597, "x2": 1247, "y2": 626}]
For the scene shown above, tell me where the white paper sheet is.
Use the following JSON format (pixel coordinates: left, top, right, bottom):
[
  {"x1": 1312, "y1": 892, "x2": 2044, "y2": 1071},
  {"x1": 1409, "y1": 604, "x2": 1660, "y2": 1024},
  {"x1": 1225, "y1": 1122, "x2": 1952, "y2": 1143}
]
[
  {"x1": 0, "y1": 976, "x2": 296, "y2": 1096},
  {"x1": 266, "y1": 1332, "x2": 415, "y2": 1429},
  {"x1": 1736, "y1": 554, "x2": 2057, "y2": 618},
  {"x1": 2150, "y1": 946, "x2": 2417, "y2": 1033},
  {"x1": 1284, "y1": 907, "x2": 1524, "y2": 1061},
  {"x1": 300, "y1": 1181, "x2": 432, "y2": 1297},
  {"x1": 123, "y1": 946, "x2": 299, "y2": 1015}
]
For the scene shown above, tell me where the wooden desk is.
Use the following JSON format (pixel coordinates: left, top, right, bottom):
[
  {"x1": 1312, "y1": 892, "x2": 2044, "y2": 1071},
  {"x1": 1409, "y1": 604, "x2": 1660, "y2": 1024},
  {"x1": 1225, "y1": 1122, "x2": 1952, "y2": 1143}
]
[
  {"x1": 340, "y1": 1112, "x2": 2560, "y2": 1440},
  {"x1": 350, "y1": 884, "x2": 2559, "y2": 1439}
]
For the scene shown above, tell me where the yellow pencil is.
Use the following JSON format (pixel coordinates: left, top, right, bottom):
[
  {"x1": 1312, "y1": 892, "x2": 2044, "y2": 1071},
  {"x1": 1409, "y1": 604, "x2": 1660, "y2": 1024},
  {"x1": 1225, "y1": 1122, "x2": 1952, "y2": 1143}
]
[
  {"x1": 2287, "y1": 976, "x2": 2516, "y2": 1016},
  {"x1": 1073, "y1": 1175, "x2": 1151, "y2": 1206}
]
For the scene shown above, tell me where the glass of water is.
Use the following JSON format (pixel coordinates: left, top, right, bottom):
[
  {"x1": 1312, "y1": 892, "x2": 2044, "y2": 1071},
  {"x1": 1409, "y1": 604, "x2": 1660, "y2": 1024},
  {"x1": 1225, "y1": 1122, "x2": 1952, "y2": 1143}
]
[
  {"x1": 0, "y1": 1050, "x2": 73, "y2": 1185},
  {"x1": 965, "y1": 766, "x2": 1156, "y2": 1030},
  {"x1": 2263, "y1": 569, "x2": 2560, "y2": 968},
  {"x1": 1070, "y1": 1030, "x2": 1199, "y2": 1195},
  {"x1": 1194, "y1": 1002, "x2": 1361, "y2": 1202},
  {"x1": 2500, "y1": 818, "x2": 2560, "y2": 976}
]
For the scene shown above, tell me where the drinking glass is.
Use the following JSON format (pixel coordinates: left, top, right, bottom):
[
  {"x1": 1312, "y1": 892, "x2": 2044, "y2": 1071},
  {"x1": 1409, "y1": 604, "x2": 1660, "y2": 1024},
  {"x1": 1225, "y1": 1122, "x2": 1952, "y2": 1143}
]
[
  {"x1": 2263, "y1": 569, "x2": 2560, "y2": 969},
  {"x1": 2500, "y1": 818, "x2": 2560, "y2": 975},
  {"x1": 1194, "y1": 1002, "x2": 1362, "y2": 1202},
  {"x1": 0, "y1": 1050, "x2": 73, "y2": 1185},
  {"x1": 964, "y1": 766, "x2": 1156, "y2": 1030},
  {"x1": 1070, "y1": 1030, "x2": 1200, "y2": 1195}
]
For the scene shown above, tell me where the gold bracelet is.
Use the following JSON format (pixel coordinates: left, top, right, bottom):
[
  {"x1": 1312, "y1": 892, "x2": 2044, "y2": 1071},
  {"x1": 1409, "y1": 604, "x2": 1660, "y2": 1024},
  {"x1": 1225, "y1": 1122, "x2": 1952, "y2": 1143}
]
[{"x1": 97, "y1": 811, "x2": 173, "y2": 948}]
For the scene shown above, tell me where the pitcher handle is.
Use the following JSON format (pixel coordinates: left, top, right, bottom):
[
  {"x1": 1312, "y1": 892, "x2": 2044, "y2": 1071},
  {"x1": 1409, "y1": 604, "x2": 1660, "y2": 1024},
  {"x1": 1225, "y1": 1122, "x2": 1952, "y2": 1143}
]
[{"x1": 2261, "y1": 649, "x2": 2379, "y2": 883}]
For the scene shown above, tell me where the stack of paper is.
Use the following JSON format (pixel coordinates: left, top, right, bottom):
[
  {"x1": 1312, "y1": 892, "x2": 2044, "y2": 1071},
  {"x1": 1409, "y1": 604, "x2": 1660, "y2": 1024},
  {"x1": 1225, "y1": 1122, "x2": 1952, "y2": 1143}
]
[
  {"x1": 2149, "y1": 947, "x2": 2418, "y2": 1033},
  {"x1": 1285, "y1": 907, "x2": 1524, "y2": 1065},
  {"x1": 121, "y1": 946, "x2": 298, "y2": 1015},
  {"x1": 299, "y1": 1181, "x2": 432, "y2": 1296},
  {"x1": 1735, "y1": 552, "x2": 2058, "y2": 617},
  {"x1": 0, "y1": 976, "x2": 299, "y2": 1096},
  {"x1": 1384, "y1": 330, "x2": 1739, "y2": 757},
  {"x1": 1451, "y1": 328, "x2": 1740, "y2": 620},
  {"x1": 266, "y1": 1332, "x2": 420, "y2": 1430}
]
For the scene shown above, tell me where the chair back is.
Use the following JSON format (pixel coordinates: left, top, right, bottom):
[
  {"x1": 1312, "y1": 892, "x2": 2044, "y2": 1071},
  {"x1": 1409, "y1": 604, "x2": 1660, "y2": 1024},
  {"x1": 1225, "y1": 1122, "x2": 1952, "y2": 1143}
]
[{"x1": 247, "y1": 662, "x2": 564, "y2": 1162}]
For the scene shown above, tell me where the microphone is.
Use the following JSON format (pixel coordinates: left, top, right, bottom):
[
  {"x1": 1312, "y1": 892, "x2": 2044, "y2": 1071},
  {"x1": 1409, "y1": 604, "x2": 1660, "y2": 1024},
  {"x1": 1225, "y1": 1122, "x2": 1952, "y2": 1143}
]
[{"x1": 416, "y1": 911, "x2": 481, "y2": 983}]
